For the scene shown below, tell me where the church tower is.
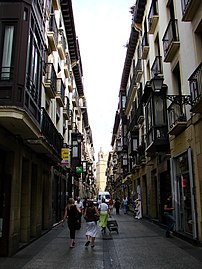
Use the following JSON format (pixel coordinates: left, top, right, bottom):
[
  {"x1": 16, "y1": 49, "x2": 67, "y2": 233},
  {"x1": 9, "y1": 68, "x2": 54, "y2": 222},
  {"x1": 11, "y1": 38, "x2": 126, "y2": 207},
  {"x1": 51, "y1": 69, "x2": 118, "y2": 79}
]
[{"x1": 96, "y1": 148, "x2": 108, "y2": 192}]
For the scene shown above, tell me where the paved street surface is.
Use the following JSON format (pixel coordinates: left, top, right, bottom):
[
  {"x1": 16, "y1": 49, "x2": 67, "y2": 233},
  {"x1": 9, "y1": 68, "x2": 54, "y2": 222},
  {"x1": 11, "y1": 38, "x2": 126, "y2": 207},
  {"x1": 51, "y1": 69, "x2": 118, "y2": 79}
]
[{"x1": 1, "y1": 209, "x2": 202, "y2": 269}]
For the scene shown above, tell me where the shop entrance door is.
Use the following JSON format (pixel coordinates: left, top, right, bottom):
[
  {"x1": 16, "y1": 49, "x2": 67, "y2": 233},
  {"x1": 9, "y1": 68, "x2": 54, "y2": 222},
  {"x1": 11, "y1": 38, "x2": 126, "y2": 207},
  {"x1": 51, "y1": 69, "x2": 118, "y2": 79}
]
[
  {"x1": 174, "y1": 150, "x2": 196, "y2": 236},
  {"x1": 176, "y1": 173, "x2": 192, "y2": 234}
]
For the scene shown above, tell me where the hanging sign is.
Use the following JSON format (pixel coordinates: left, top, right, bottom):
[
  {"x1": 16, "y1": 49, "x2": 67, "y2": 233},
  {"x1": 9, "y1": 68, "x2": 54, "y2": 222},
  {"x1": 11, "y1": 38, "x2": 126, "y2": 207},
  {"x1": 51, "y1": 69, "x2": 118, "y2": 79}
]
[
  {"x1": 61, "y1": 148, "x2": 69, "y2": 166},
  {"x1": 76, "y1": 166, "x2": 82, "y2": 173}
]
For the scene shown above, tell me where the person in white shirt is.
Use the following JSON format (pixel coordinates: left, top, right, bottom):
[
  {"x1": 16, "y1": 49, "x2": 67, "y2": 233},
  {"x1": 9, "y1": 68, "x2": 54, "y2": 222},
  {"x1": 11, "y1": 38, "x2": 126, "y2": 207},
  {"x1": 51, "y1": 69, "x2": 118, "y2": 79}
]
[
  {"x1": 123, "y1": 196, "x2": 128, "y2": 214},
  {"x1": 74, "y1": 197, "x2": 83, "y2": 227},
  {"x1": 98, "y1": 198, "x2": 110, "y2": 233},
  {"x1": 75, "y1": 197, "x2": 83, "y2": 211}
]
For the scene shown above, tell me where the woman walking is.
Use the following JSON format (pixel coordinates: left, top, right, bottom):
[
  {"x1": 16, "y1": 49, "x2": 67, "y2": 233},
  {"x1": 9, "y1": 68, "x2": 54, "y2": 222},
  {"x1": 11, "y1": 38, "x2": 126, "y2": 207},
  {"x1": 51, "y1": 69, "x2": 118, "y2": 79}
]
[
  {"x1": 83, "y1": 200, "x2": 99, "y2": 248},
  {"x1": 62, "y1": 198, "x2": 81, "y2": 248},
  {"x1": 98, "y1": 198, "x2": 110, "y2": 234}
]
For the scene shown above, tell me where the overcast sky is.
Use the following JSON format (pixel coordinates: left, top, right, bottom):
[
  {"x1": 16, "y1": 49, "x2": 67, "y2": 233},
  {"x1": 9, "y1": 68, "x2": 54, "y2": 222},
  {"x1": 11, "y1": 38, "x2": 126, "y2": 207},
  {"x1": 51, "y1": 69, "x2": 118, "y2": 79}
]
[{"x1": 72, "y1": 0, "x2": 133, "y2": 160}]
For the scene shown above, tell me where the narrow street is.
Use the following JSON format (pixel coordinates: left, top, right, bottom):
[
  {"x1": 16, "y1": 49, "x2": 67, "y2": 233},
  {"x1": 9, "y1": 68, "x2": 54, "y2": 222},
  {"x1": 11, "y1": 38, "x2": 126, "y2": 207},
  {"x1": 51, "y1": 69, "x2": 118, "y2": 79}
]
[{"x1": 0, "y1": 209, "x2": 202, "y2": 269}]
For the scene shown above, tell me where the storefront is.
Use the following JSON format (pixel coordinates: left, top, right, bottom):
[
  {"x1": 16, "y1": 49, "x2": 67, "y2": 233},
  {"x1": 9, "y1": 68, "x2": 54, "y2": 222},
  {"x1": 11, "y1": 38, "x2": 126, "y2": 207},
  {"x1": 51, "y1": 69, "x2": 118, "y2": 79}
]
[{"x1": 171, "y1": 148, "x2": 197, "y2": 239}]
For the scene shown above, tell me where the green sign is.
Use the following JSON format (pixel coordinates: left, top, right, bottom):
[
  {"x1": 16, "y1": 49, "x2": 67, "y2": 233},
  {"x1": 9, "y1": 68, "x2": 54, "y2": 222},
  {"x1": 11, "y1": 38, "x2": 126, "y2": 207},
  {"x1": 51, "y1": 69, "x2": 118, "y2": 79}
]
[{"x1": 76, "y1": 166, "x2": 82, "y2": 174}]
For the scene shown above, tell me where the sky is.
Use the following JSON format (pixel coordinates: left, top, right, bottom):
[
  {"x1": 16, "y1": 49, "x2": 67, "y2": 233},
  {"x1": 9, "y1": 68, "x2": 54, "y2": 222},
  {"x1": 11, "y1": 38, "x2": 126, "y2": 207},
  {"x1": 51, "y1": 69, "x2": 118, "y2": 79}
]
[{"x1": 72, "y1": 0, "x2": 133, "y2": 160}]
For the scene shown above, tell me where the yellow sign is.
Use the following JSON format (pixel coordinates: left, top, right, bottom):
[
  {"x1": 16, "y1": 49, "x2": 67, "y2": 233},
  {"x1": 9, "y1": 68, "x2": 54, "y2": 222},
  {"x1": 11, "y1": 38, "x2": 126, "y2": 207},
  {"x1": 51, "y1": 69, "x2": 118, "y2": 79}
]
[{"x1": 61, "y1": 148, "x2": 69, "y2": 160}]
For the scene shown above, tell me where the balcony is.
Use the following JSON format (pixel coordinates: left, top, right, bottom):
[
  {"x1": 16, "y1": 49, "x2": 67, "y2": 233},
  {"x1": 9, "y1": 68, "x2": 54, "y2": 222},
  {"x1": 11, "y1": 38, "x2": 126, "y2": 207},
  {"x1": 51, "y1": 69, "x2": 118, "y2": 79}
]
[
  {"x1": 56, "y1": 78, "x2": 65, "y2": 107},
  {"x1": 68, "y1": 72, "x2": 74, "y2": 92},
  {"x1": 40, "y1": 108, "x2": 63, "y2": 157},
  {"x1": 135, "y1": 59, "x2": 143, "y2": 83},
  {"x1": 129, "y1": 111, "x2": 138, "y2": 132},
  {"x1": 151, "y1": 56, "x2": 163, "y2": 77},
  {"x1": 167, "y1": 95, "x2": 191, "y2": 136},
  {"x1": 162, "y1": 19, "x2": 180, "y2": 63},
  {"x1": 72, "y1": 89, "x2": 80, "y2": 108},
  {"x1": 125, "y1": 75, "x2": 137, "y2": 114},
  {"x1": 57, "y1": 33, "x2": 66, "y2": 60},
  {"x1": 148, "y1": 0, "x2": 159, "y2": 34},
  {"x1": 143, "y1": 81, "x2": 169, "y2": 156},
  {"x1": 141, "y1": 32, "x2": 149, "y2": 59},
  {"x1": 64, "y1": 63, "x2": 69, "y2": 78},
  {"x1": 44, "y1": 63, "x2": 57, "y2": 98},
  {"x1": 181, "y1": 0, "x2": 201, "y2": 21},
  {"x1": 68, "y1": 110, "x2": 73, "y2": 130},
  {"x1": 47, "y1": 14, "x2": 58, "y2": 51},
  {"x1": 63, "y1": 98, "x2": 70, "y2": 120},
  {"x1": 20, "y1": 108, "x2": 63, "y2": 163},
  {"x1": 146, "y1": 126, "x2": 169, "y2": 156},
  {"x1": 136, "y1": 104, "x2": 144, "y2": 125},
  {"x1": 189, "y1": 62, "x2": 202, "y2": 113}
]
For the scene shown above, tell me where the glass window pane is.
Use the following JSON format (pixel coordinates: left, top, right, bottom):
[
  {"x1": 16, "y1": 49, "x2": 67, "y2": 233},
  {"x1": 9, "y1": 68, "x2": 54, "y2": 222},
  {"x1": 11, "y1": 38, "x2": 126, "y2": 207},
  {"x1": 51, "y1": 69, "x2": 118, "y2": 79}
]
[
  {"x1": 1, "y1": 25, "x2": 14, "y2": 80},
  {"x1": 72, "y1": 141, "x2": 78, "y2": 157},
  {"x1": 154, "y1": 96, "x2": 164, "y2": 125}
]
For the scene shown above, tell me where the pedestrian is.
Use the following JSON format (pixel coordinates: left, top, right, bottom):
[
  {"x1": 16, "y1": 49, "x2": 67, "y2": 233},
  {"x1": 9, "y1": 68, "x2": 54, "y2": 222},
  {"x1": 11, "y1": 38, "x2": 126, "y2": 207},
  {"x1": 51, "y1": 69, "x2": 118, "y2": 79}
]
[
  {"x1": 62, "y1": 198, "x2": 81, "y2": 248},
  {"x1": 83, "y1": 197, "x2": 88, "y2": 211},
  {"x1": 75, "y1": 196, "x2": 83, "y2": 227},
  {"x1": 123, "y1": 196, "x2": 128, "y2": 214},
  {"x1": 98, "y1": 198, "x2": 110, "y2": 233},
  {"x1": 114, "y1": 198, "x2": 121, "y2": 215},
  {"x1": 83, "y1": 199, "x2": 99, "y2": 248},
  {"x1": 108, "y1": 198, "x2": 114, "y2": 213},
  {"x1": 75, "y1": 196, "x2": 83, "y2": 210},
  {"x1": 164, "y1": 193, "x2": 175, "y2": 238},
  {"x1": 135, "y1": 183, "x2": 142, "y2": 219}
]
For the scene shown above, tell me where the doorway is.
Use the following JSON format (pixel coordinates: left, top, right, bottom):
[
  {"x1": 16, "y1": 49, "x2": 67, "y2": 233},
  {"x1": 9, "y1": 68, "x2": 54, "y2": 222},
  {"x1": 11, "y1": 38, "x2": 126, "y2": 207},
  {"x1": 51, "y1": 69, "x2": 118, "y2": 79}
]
[
  {"x1": 0, "y1": 150, "x2": 11, "y2": 256},
  {"x1": 174, "y1": 151, "x2": 195, "y2": 235}
]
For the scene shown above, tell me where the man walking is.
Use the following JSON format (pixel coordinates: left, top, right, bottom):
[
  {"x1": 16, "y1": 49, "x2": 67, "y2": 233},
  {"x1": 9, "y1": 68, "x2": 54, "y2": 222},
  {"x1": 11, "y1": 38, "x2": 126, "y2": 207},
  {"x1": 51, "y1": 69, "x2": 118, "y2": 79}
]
[{"x1": 164, "y1": 193, "x2": 175, "y2": 238}]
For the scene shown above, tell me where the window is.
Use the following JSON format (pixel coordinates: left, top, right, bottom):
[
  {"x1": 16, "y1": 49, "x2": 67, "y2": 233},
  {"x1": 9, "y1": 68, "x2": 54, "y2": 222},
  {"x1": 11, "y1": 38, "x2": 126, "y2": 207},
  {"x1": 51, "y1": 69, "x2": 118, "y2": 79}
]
[
  {"x1": 72, "y1": 141, "x2": 78, "y2": 158},
  {"x1": 154, "y1": 95, "x2": 166, "y2": 125},
  {"x1": 1, "y1": 25, "x2": 15, "y2": 80},
  {"x1": 146, "y1": 98, "x2": 153, "y2": 131},
  {"x1": 26, "y1": 14, "x2": 43, "y2": 106}
]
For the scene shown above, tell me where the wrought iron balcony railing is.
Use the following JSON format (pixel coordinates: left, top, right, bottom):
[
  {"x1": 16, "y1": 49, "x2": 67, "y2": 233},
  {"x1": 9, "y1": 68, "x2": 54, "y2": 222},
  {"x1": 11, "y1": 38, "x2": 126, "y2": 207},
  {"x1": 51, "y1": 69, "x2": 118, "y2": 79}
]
[
  {"x1": 135, "y1": 58, "x2": 143, "y2": 83},
  {"x1": 151, "y1": 56, "x2": 163, "y2": 77},
  {"x1": 58, "y1": 33, "x2": 66, "y2": 60},
  {"x1": 167, "y1": 95, "x2": 191, "y2": 136},
  {"x1": 181, "y1": 0, "x2": 201, "y2": 21},
  {"x1": 189, "y1": 62, "x2": 202, "y2": 113},
  {"x1": 41, "y1": 108, "x2": 63, "y2": 156},
  {"x1": 56, "y1": 78, "x2": 65, "y2": 106},
  {"x1": 141, "y1": 31, "x2": 149, "y2": 59},
  {"x1": 148, "y1": 0, "x2": 159, "y2": 34},
  {"x1": 125, "y1": 74, "x2": 137, "y2": 111},
  {"x1": 44, "y1": 63, "x2": 57, "y2": 98},
  {"x1": 162, "y1": 19, "x2": 180, "y2": 62},
  {"x1": 47, "y1": 14, "x2": 58, "y2": 51}
]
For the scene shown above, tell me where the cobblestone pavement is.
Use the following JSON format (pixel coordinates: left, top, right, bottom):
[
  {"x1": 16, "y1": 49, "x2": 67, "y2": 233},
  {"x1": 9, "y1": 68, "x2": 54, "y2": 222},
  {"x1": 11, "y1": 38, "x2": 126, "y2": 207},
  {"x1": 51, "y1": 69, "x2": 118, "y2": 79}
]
[{"x1": 1, "y1": 209, "x2": 202, "y2": 269}]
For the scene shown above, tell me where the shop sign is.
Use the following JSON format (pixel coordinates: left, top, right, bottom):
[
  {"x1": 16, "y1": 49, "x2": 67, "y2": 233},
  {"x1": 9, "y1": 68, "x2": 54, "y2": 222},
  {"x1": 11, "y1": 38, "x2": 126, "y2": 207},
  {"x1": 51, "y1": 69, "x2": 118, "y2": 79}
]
[
  {"x1": 76, "y1": 166, "x2": 82, "y2": 173},
  {"x1": 61, "y1": 148, "x2": 69, "y2": 166}
]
